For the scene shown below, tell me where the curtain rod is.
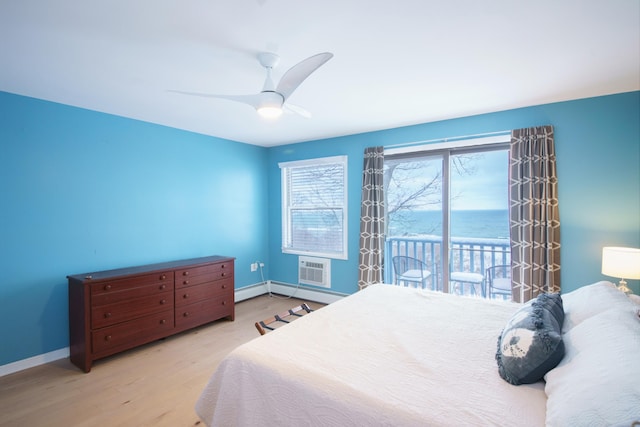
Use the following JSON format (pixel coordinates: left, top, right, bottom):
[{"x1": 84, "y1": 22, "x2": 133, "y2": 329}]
[{"x1": 384, "y1": 130, "x2": 511, "y2": 150}]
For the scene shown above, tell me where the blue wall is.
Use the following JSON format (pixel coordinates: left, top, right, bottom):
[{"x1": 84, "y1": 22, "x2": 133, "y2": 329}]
[
  {"x1": 267, "y1": 91, "x2": 640, "y2": 295},
  {"x1": 1, "y1": 90, "x2": 639, "y2": 367},
  {"x1": 0, "y1": 92, "x2": 269, "y2": 366}
]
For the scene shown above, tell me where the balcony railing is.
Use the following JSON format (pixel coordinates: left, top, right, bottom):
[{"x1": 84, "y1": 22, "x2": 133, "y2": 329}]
[{"x1": 384, "y1": 235, "x2": 511, "y2": 295}]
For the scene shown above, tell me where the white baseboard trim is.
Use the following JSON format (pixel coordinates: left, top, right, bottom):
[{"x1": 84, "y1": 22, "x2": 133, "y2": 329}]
[
  {"x1": 0, "y1": 348, "x2": 69, "y2": 377},
  {"x1": 0, "y1": 280, "x2": 347, "y2": 377},
  {"x1": 235, "y1": 280, "x2": 347, "y2": 304},
  {"x1": 234, "y1": 282, "x2": 270, "y2": 302},
  {"x1": 263, "y1": 281, "x2": 347, "y2": 304}
]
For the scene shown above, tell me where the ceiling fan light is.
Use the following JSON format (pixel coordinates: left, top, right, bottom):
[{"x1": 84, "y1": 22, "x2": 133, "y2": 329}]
[
  {"x1": 256, "y1": 91, "x2": 284, "y2": 119},
  {"x1": 257, "y1": 105, "x2": 283, "y2": 119}
]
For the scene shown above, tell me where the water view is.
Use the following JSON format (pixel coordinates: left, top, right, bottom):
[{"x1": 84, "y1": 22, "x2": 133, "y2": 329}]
[{"x1": 388, "y1": 209, "x2": 509, "y2": 240}]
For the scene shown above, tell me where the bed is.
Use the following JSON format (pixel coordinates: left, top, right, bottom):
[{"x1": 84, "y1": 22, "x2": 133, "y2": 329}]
[{"x1": 195, "y1": 281, "x2": 640, "y2": 426}]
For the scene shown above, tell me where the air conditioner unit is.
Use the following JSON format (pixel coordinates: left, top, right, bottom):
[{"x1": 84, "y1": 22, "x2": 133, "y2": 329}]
[{"x1": 298, "y1": 256, "x2": 331, "y2": 288}]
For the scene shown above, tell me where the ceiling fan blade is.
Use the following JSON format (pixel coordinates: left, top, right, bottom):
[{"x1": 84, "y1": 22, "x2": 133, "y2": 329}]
[
  {"x1": 169, "y1": 90, "x2": 261, "y2": 108},
  {"x1": 284, "y1": 103, "x2": 312, "y2": 119},
  {"x1": 276, "y1": 52, "x2": 333, "y2": 100}
]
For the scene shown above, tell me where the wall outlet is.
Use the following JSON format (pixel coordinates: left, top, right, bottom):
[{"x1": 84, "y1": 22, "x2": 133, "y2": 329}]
[{"x1": 250, "y1": 262, "x2": 258, "y2": 272}]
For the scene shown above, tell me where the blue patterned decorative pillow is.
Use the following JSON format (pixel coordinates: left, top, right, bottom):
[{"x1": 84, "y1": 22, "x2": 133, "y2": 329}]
[{"x1": 496, "y1": 293, "x2": 565, "y2": 385}]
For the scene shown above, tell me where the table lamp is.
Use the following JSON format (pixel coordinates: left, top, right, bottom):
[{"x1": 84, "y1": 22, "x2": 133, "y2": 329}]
[{"x1": 601, "y1": 247, "x2": 640, "y2": 294}]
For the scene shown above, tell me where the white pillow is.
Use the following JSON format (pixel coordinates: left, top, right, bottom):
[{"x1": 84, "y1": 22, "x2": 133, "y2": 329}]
[
  {"x1": 544, "y1": 306, "x2": 640, "y2": 426},
  {"x1": 561, "y1": 281, "x2": 633, "y2": 332}
]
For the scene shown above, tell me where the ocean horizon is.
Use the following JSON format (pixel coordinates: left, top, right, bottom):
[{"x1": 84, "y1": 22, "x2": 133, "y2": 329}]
[{"x1": 388, "y1": 209, "x2": 509, "y2": 240}]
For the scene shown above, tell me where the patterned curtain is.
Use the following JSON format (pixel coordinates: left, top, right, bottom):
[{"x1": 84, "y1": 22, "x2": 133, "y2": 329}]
[
  {"x1": 509, "y1": 126, "x2": 561, "y2": 302},
  {"x1": 358, "y1": 146, "x2": 385, "y2": 290}
]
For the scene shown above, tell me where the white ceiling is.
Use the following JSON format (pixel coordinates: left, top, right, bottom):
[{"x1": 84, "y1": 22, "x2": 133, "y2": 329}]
[{"x1": 1, "y1": 1, "x2": 638, "y2": 147}]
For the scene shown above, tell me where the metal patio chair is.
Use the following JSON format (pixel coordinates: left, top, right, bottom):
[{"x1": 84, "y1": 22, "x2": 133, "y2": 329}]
[
  {"x1": 485, "y1": 265, "x2": 512, "y2": 300},
  {"x1": 392, "y1": 256, "x2": 436, "y2": 290}
]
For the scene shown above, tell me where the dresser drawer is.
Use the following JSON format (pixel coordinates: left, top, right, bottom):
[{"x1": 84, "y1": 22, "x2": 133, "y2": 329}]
[
  {"x1": 90, "y1": 271, "x2": 174, "y2": 296},
  {"x1": 175, "y1": 278, "x2": 233, "y2": 308},
  {"x1": 92, "y1": 281, "x2": 174, "y2": 307},
  {"x1": 91, "y1": 290, "x2": 173, "y2": 329},
  {"x1": 175, "y1": 262, "x2": 233, "y2": 288},
  {"x1": 92, "y1": 309, "x2": 174, "y2": 356},
  {"x1": 175, "y1": 294, "x2": 233, "y2": 330}
]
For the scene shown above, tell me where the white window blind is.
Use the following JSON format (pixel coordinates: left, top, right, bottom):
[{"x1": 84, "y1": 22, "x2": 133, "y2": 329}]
[{"x1": 280, "y1": 156, "x2": 347, "y2": 259}]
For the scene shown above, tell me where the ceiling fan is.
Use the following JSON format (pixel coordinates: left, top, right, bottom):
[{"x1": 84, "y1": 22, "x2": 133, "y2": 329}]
[{"x1": 172, "y1": 52, "x2": 333, "y2": 119}]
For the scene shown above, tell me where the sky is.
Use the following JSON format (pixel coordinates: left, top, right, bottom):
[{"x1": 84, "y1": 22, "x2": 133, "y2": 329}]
[
  {"x1": 386, "y1": 149, "x2": 509, "y2": 211},
  {"x1": 450, "y1": 150, "x2": 509, "y2": 210}
]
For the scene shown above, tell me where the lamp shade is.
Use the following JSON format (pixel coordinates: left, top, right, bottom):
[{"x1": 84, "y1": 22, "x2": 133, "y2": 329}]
[{"x1": 601, "y1": 247, "x2": 640, "y2": 280}]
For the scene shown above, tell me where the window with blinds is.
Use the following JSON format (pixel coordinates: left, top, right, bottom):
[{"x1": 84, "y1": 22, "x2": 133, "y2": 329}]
[{"x1": 279, "y1": 155, "x2": 348, "y2": 259}]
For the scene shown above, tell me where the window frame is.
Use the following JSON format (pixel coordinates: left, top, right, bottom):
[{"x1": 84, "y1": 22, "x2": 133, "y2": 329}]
[{"x1": 279, "y1": 155, "x2": 348, "y2": 260}]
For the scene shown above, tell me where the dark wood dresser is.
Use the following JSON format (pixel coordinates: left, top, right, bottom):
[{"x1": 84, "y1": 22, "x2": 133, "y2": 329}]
[{"x1": 68, "y1": 255, "x2": 234, "y2": 372}]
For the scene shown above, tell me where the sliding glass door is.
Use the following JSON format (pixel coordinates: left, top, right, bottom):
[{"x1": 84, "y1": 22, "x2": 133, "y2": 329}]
[
  {"x1": 448, "y1": 148, "x2": 510, "y2": 297},
  {"x1": 385, "y1": 153, "x2": 445, "y2": 291},
  {"x1": 384, "y1": 143, "x2": 510, "y2": 297}
]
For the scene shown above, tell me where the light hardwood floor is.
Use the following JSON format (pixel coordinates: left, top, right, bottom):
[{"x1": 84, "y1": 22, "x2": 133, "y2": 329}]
[{"x1": 0, "y1": 295, "x2": 323, "y2": 427}]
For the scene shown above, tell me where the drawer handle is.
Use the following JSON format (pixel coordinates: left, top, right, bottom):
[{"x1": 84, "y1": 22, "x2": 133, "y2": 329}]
[
  {"x1": 183, "y1": 312, "x2": 189, "y2": 317},
  {"x1": 221, "y1": 272, "x2": 226, "y2": 277},
  {"x1": 183, "y1": 280, "x2": 189, "y2": 285},
  {"x1": 160, "y1": 274, "x2": 166, "y2": 280},
  {"x1": 222, "y1": 284, "x2": 226, "y2": 289},
  {"x1": 104, "y1": 312, "x2": 112, "y2": 318},
  {"x1": 183, "y1": 271, "x2": 189, "y2": 276},
  {"x1": 159, "y1": 284, "x2": 166, "y2": 290},
  {"x1": 183, "y1": 294, "x2": 189, "y2": 299},
  {"x1": 160, "y1": 319, "x2": 166, "y2": 325},
  {"x1": 222, "y1": 301, "x2": 226, "y2": 306},
  {"x1": 160, "y1": 299, "x2": 166, "y2": 305},
  {"x1": 104, "y1": 284, "x2": 112, "y2": 291},
  {"x1": 105, "y1": 335, "x2": 112, "y2": 341}
]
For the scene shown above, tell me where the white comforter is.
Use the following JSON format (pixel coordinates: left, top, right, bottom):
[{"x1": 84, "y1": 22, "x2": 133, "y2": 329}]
[{"x1": 195, "y1": 284, "x2": 547, "y2": 426}]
